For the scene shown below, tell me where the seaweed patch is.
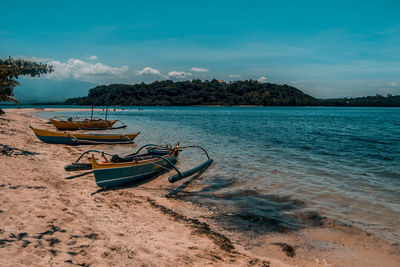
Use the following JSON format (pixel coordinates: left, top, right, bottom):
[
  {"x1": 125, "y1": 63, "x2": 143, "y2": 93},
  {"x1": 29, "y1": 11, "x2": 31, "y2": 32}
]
[
  {"x1": 147, "y1": 197, "x2": 235, "y2": 253},
  {"x1": 0, "y1": 144, "x2": 39, "y2": 157},
  {"x1": 8, "y1": 185, "x2": 46, "y2": 190},
  {"x1": 35, "y1": 224, "x2": 66, "y2": 239},
  {"x1": 272, "y1": 242, "x2": 296, "y2": 257}
]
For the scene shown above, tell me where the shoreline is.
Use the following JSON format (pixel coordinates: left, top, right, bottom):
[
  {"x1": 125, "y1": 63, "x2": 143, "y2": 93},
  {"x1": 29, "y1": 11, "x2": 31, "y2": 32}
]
[
  {"x1": 0, "y1": 108, "x2": 399, "y2": 266},
  {"x1": 2, "y1": 105, "x2": 400, "y2": 109}
]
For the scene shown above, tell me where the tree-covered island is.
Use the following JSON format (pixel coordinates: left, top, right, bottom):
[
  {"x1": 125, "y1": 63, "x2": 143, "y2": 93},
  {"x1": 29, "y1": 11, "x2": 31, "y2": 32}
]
[
  {"x1": 64, "y1": 79, "x2": 319, "y2": 106},
  {"x1": 64, "y1": 79, "x2": 400, "y2": 107}
]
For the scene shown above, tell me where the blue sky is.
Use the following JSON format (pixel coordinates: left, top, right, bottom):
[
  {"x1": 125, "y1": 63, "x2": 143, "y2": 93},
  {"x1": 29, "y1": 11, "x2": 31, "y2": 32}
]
[{"x1": 1, "y1": 0, "x2": 400, "y2": 100}]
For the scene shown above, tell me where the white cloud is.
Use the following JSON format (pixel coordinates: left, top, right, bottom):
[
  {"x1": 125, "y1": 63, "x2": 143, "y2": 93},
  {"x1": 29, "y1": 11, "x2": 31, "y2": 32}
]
[
  {"x1": 88, "y1": 55, "x2": 98, "y2": 60},
  {"x1": 167, "y1": 71, "x2": 192, "y2": 79},
  {"x1": 191, "y1": 67, "x2": 209, "y2": 73},
  {"x1": 257, "y1": 76, "x2": 268, "y2": 83},
  {"x1": 18, "y1": 56, "x2": 52, "y2": 62},
  {"x1": 229, "y1": 74, "x2": 241, "y2": 78},
  {"x1": 45, "y1": 58, "x2": 129, "y2": 83},
  {"x1": 135, "y1": 67, "x2": 166, "y2": 77},
  {"x1": 389, "y1": 82, "x2": 398, "y2": 86}
]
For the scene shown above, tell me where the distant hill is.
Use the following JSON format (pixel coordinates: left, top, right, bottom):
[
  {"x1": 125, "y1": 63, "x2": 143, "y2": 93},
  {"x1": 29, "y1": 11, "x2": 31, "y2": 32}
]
[
  {"x1": 320, "y1": 95, "x2": 400, "y2": 107},
  {"x1": 14, "y1": 78, "x2": 96, "y2": 104},
  {"x1": 64, "y1": 79, "x2": 319, "y2": 106},
  {"x1": 63, "y1": 79, "x2": 400, "y2": 107}
]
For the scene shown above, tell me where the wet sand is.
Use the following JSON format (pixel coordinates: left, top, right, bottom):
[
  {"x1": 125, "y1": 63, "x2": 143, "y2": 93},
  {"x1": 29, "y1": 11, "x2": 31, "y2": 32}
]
[{"x1": 0, "y1": 108, "x2": 399, "y2": 267}]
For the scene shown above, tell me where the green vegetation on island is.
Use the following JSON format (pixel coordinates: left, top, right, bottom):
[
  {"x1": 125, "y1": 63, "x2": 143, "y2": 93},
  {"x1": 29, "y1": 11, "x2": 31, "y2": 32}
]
[
  {"x1": 64, "y1": 79, "x2": 319, "y2": 106},
  {"x1": 320, "y1": 94, "x2": 400, "y2": 107},
  {"x1": 64, "y1": 79, "x2": 400, "y2": 107}
]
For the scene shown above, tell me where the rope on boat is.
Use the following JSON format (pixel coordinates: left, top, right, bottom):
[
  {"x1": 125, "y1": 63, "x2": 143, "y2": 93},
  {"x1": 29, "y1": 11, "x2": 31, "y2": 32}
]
[
  {"x1": 77, "y1": 121, "x2": 85, "y2": 129},
  {"x1": 122, "y1": 134, "x2": 132, "y2": 142},
  {"x1": 70, "y1": 134, "x2": 78, "y2": 142},
  {"x1": 115, "y1": 120, "x2": 127, "y2": 128},
  {"x1": 150, "y1": 160, "x2": 176, "y2": 172}
]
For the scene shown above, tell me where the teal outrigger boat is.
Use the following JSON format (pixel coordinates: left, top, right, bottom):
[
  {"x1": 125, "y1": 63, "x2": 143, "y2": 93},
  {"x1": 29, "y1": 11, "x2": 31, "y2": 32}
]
[
  {"x1": 30, "y1": 126, "x2": 139, "y2": 145},
  {"x1": 65, "y1": 144, "x2": 213, "y2": 187}
]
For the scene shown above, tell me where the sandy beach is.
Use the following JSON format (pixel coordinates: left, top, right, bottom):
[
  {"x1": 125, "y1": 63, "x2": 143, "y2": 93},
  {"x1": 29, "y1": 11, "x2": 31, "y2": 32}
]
[{"x1": 0, "y1": 108, "x2": 399, "y2": 267}]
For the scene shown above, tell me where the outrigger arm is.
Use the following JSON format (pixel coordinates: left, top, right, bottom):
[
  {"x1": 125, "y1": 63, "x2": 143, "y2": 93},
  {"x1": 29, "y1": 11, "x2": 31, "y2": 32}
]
[
  {"x1": 152, "y1": 145, "x2": 214, "y2": 183},
  {"x1": 64, "y1": 150, "x2": 114, "y2": 171},
  {"x1": 168, "y1": 158, "x2": 213, "y2": 183}
]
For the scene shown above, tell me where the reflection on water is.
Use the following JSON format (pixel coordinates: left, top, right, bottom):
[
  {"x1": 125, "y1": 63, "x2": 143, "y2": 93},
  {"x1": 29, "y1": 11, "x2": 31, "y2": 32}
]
[{"x1": 40, "y1": 106, "x2": 400, "y2": 242}]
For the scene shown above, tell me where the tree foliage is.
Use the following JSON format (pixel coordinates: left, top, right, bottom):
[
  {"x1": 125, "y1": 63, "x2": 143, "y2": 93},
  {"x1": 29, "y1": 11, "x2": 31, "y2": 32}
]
[
  {"x1": 0, "y1": 57, "x2": 53, "y2": 102},
  {"x1": 65, "y1": 79, "x2": 400, "y2": 107},
  {"x1": 321, "y1": 94, "x2": 400, "y2": 107},
  {"x1": 65, "y1": 79, "x2": 319, "y2": 106}
]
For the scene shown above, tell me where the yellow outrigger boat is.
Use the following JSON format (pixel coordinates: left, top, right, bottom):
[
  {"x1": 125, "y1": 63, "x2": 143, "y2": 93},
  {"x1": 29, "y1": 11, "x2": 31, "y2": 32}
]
[
  {"x1": 49, "y1": 106, "x2": 127, "y2": 130},
  {"x1": 30, "y1": 126, "x2": 139, "y2": 145},
  {"x1": 49, "y1": 117, "x2": 126, "y2": 131}
]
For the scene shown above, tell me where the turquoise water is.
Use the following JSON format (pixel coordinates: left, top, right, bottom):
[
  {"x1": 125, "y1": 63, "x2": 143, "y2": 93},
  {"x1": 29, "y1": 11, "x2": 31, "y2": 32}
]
[{"x1": 39, "y1": 107, "x2": 400, "y2": 242}]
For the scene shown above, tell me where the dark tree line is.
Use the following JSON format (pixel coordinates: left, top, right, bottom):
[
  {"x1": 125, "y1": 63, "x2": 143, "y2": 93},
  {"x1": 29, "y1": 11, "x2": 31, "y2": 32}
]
[
  {"x1": 65, "y1": 79, "x2": 319, "y2": 106},
  {"x1": 65, "y1": 79, "x2": 400, "y2": 107},
  {"x1": 320, "y1": 94, "x2": 400, "y2": 107}
]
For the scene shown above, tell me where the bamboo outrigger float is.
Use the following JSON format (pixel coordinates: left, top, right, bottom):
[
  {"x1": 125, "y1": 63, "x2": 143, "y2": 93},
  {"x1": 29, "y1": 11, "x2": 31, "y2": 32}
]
[
  {"x1": 65, "y1": 144, "x2": 213, "y2": 187},
  {"x1": 29, "y1": 126, "x2": 139, "y2": 145}
]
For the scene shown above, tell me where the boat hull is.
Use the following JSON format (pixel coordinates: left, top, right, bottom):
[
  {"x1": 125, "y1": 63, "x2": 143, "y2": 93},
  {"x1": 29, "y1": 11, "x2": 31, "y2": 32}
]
[
  {"x1": 92, "y1": 154, "x2": 177, "y2": 187},
  {"x1": 30, "y1": 127, "x2": 139, "y2": 145},
  {"x1": 49, "y1": 119, "x2": 117, "y2": 130}
]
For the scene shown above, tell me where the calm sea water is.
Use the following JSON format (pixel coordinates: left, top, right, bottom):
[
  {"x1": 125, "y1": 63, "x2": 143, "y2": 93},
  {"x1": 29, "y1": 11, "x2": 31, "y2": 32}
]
[{"x1": 40, "y1": 107, "x2": 400, "y2": 242}]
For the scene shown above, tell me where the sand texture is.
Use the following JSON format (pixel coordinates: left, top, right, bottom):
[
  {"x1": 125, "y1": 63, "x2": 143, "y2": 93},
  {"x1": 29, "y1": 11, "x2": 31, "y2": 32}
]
[{"x1": 0, "y1": 109, "x2": 399, "y2": 267}]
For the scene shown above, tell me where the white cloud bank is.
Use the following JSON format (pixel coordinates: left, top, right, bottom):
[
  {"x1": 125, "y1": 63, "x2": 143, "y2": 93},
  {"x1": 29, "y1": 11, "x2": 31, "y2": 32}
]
[
  {"x1": 23, "y1": 56, "x2": 52, "y2": 62},
  {"x1": 229, "y1": 74, "x2": 241, "y2": 78},
  {"x1": 257, "y1": 76, "x2": 268, "y2": 83},
  {"x1": 46, "y1": 58, "x2": 129, "y2": 83},
  {"x1": 135, "y1": 67, "x2": 193, "y2": 79},
  {"x1": 135, "y1": 67, "x2": 166, "y2": 77},
  {"x1": 88, "y1": 55, "x2": 98, "y2": 60},
  {"x1": 191, "y1": 67, "x2": 209, "y2": 73},
  {"x1": 167, "y1": 71, "x2": 192, "y2": 79}
]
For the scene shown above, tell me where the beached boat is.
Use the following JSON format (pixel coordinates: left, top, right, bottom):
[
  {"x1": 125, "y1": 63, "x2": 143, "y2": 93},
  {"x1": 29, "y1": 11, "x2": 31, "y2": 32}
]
[
  {"x1": 49, "y1": 117, "x2": 126, "y2": 130},
  {"x1": 65, "y1": 144, "x2": 213, "y2": 187},
  {"x1": 29, "y1": 126, "x2": 139, "y2": 145},
  {"x1": 49, "y1": 106, "x2": 127, "y2": 131}
]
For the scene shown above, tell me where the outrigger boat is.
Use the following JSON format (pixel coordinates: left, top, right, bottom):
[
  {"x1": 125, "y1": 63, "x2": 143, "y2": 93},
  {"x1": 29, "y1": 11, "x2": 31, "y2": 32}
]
[
  {"x1": 49, "y1": 106, "x2": 127, "y2": 130},
  {"x1": 65, "y1": 144, "x2": 213, "y2": 187},
  {"x1": 49, "y1": 117, "x2": 127, "y2": 131},
  {"x1": 29, "y1": 126, "x2": 139, "y2": 145}
]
